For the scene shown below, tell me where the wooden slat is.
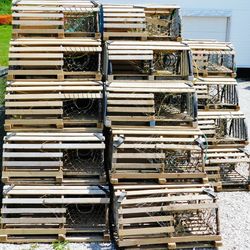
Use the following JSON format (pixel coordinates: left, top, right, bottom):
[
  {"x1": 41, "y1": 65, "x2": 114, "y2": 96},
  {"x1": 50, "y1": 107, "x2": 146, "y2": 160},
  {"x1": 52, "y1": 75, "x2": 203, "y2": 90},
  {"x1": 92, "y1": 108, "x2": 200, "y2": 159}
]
[
  {"x1": 120, "y1": 216, "x2": 173, "y2": 224},
  {"x1": 9, "y1": 53, "x2": 63, "y2": 58},
  {"x1": 108, "y1": 100, "x2": 154, "y2": 105},
  {"x1": 7, "y1": 189, "x2": 106, "y2": 195},
  {"x1": 9, "y1": 60, "x2": 63, "y2": 66},
  {"x1": 1, "y1": 218, "x2": 66, "y2": 224},
  {"x1": 12, "y1": 13, "x2": 64, "y2": 18},
  {"x1": 0, "y1": 228, "x2": 65, "y2": 235},
  {"x1": 113, "y1": 163, "x2": 163, "y2": 169},
  {"x1": 118, "y1": 235, "x2": 222, "y2": 247},
  {"x1": 119, "y1": 203, "x2": 217, "y2": 215},
  {"x1": 3, "y1": 198, "x2": 110, "y2": 204},
  {"x1": 119, "y1": 226, "x2": 175, "y2": 236},
  {"x1": 105, "y1": 23, "x2": 146, "y2": 29},
  {"x1": 104, "y1": 18, "x2": 145, "y2": 22},
  {"x1": 113, "y1": 153, "x2": 165, "y2": 159},
  {"x1": 5, "y1": 101, "x2": 63, "y2": 107},
  {"x1": 3, "y1": 143, "x2": 105, "y2": 150},
  {"x1": 3, "y1": 152, "x2": 63, "y2": 158},
  {"x1": 3, "y1": 161, "x2": 62, "y2": 167},
  {"x1": 1, "y1": 208, "x2": 66, "y2": 214},
  {"x1": 104, "y1": 13, "x2": 145, "y2": 17},
  {"x1": 109, "y1": 55, "x2": 153, "y2": 60},
  {"x1": 13, "y1": 20, "x2": 64, "y2": 26},
  {"x1": 5, "y1": 109, "x2": 63, "y2": 115},
  {"x1": 122, "y1": 195, "x2": 212, "y2": 205},
  {"x1": 108, "y1": 107, "x2": 154, "y2": 113}
]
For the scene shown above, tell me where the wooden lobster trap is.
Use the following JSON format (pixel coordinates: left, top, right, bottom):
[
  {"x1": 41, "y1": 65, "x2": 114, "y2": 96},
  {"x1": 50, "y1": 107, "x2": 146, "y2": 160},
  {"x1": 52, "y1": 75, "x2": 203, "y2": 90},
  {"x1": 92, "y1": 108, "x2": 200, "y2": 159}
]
[
  {"x1": 2, "y1": 132, "x2": 106, "y2": 184},
  {"x1": 104, "y1": 41, "x2": 192, "y2": 81},
  {"x1": 5, "y1": 81, "x2": 103, "y2": 131},
  {"x1": 204, "y1": 148, "x2": 250, "y2": 191},
  {"x1": 8, "y1": 38, "x2": 102, "y2": 81},
  {"x1": 194, "y1": 77, "x2": 239, "y2": 111},
  {"x1": 105, "y1": 80, "x2": 198, "y2": 128},
  {"x1": 198, "y1": 111, "x2": 250, "y2": 191},
  {"x1": 0, "y1": 185, "x2": 110, "y2": 243},
  {"x1": 109, "y1": 128, "x2": 208, "y2": 185},
  {"x1": 198, "y1": 110, "x2": 248, "y2": 145},
  {"x1": 186, "y1": 40, "x2": 236, "y2": 77},
  {"x1": 102, "y1": 4, "x2": 181, "y2": 41},
  {"x1": 113, "y1": 184, "x2": 222, "y2": 249},
  {"x1": 12, "y1": 0, "x2": 100, "y2": 38}
]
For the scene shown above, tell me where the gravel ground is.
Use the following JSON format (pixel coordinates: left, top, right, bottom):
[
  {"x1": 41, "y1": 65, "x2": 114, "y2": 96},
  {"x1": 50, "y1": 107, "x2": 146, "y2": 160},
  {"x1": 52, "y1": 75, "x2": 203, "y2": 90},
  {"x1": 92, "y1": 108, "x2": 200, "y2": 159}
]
[
  {"x1": 216, "y1": 80, "x2": 250, "y2": 250},
  {"x1": 237, "y1": 79, "x2": 250, "y2": 152},
  {"x1": 218, "y1": 192, "x2": 250, "y2": 250},
  {"x1": 0, "y1": 80, "x2": 249, "y2": 250}
]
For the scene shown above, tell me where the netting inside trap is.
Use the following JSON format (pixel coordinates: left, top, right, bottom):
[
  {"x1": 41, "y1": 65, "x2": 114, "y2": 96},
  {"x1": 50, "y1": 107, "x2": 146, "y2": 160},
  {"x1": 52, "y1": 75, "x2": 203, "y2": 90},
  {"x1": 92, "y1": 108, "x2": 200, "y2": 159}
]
[
  {"x1": 202, "y1": 84, "x2": 238, "y2": 106},
  {"x1": 66, "y1": 204, "x2": 106, "y2": 228},
  {"x1": 153, "y1": 52, "x2": 181, "y2": 74},
  {"x1": 215, "y1": 118, "x2": 248, "y2": 140},
  {"x1": 154, "y1": 93, "x2": 186, "y2": 117},
  {"x1": 63, "y1": 149, "x2": 104, "y2": 173},
  {"x1": 64, "y1": 12, "x2": 97, "y2": 33},
  {"x1": 63, "y1": 99, "x2": 101, "y2": 120},
  {"x1": 130, "y1": 137, "x2": 203, "y2": 174},
  {"x1": 194, "y1": 53, "x2": 234, "y2": 73},
  {"x1": 63, "y1": 52, "x2": 99, "y2": 72},
  {"x1": 220, "y1": 164, "x2": 249, "y2": 184},
  {"x1": 145, "y1": 9, "x2": 181, "y2": 38},
  {"x1": 173, "y1": 207, "x2": 218, "y2": 236},
  {"x1": 116, "y1": 52, "x2": 182, "y2": 76},
  {"x1": 164, "y1": 150, "x2": 203, "y2": 173}
]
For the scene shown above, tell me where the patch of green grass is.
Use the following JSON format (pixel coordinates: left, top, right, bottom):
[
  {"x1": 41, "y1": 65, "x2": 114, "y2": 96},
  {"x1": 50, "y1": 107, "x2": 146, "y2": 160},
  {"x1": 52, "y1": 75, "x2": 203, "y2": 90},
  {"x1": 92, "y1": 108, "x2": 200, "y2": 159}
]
[
  {"x1": 0, "y1": 0, "x2": 12, "y2": 15},
  {"x1": 0, "y1": 25, "x2": 12, "y2": 66},
  {"x1": 52, "y1": 240, "x2": 70, "y2": 250},
  {"x1": 0, "y1": 78, "x2": 6, "y2": 105},
  {"x1": 28, "y1": 243, "x2": 39, "y2": 250}
]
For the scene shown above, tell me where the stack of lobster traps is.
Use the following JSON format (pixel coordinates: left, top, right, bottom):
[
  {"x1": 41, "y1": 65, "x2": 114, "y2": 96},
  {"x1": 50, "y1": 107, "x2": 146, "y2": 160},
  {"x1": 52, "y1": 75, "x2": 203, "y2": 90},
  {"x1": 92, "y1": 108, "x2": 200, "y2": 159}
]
[
  {"x1": 186, "y1": 40, "x2": 250, "y2": 191},
  {"x1": 103, "y1": 4, "x2": 222, "y2": 249},
  {"x1": 0, "y1": 0, "x2": 110, "y2": 243},
  {"x1": 2, "y1": 1, "x2": 250, "y2": 248}
]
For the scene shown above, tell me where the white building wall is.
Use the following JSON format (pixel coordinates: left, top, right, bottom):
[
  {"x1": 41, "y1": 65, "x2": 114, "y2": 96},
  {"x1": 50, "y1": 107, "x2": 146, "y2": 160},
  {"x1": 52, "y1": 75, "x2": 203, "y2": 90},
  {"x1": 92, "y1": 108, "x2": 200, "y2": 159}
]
[
  {"x1": 182, "y1": 16, "x2": 229, "y2": 41},
  {"x1": 102, "y1": 0, "x2": 250, "y2": 67}
]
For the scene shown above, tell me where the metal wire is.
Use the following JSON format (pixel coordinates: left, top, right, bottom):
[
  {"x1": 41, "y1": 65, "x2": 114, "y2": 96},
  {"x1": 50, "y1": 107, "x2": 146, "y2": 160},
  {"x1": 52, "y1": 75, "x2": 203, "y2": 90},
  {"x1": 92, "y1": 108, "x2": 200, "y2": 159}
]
[
  {"x1": 214, "y1": 118, "x2": 247, "y2": 141},
  {"x1": 63, "y1": 149, "x2": 104, "y2": 173},
  {"x1": 174, "y1": 207, "x2": 217, "y2": 236},
  {"x1": 153, "y1": 52, "x2": 181, "y2": 74},
  {"x1": 145, "y1": 9, "x2": 181, "y2": 38},
  {"x1": 64, "y1": 11, "x2": 96, "y2": 33},
  {"x1": 205, "y1": 84, "x2": 238, "y2": 106},
  {"x1": 17, "y1": 192, "x2": 106, "y2": 229},
  {"x1": 131, "y1": 135, "x2": 203, "y2": 174},
  {"x1": 194, "y1": 53, "x2": 234, "y2": 73},
  {"x1": 220, "y1": 163, "x2": 249, "y2": 184},
  {"x1": 154, "y1": 93, "x2": 183, "y2": 117},
  {"x1": 63, "y1": 51, "x2": 99, "y2": 72},
  {"x1": 164, "y1": 150, "x2": 202, "y2": 173},
  {"x1": 126, "y1": 60, "x2": 151, "y2": 74},
  {"x1": 66, "y1": 204, "x2": 106, "y2": 227},
  {"x1": 63, "y1": 99, "x2": 98, "y2": 119}
]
